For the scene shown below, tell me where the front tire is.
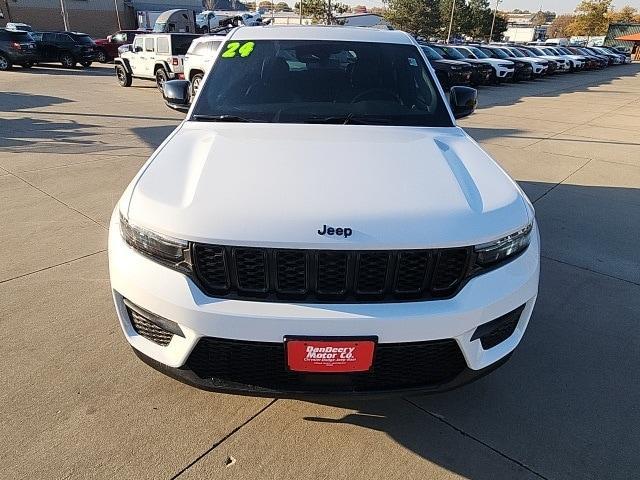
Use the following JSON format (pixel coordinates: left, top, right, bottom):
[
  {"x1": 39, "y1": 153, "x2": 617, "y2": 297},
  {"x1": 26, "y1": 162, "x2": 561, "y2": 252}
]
[
  {"x1": 61, "y1": 54, "x2": 76, "y2": 68},
  {"x1": 96, "y1": 49, "x2": 108, "y2": 63},
  {"x1": 0, "y1": 54, "x2": 11, "y2": 71},
  {"x1": 115, "y1": 64, "x2": 132, "y2": 87},
  {"x1": 155, "y1": 68, "x2": 168, "y2": 92},
  {"x1": 191, "y1": 73, "x2": 203, "y2": 95}
]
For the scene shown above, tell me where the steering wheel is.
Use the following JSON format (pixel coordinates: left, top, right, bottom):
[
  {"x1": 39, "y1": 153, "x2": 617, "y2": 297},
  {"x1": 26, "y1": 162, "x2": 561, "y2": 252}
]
[{"x1": 351, "y1": 88, "x2": 401, "y2": 104}]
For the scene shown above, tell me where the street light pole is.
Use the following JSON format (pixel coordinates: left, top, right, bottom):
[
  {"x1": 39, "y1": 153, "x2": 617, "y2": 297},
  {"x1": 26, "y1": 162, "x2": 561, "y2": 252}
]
[
  {"x1": 489, "y1": 0, "x2": 502, "y2": 42},
  {"x1": 113, "y1": 0, "x2": 122, "y2": 30},
  {"x1": 446, "y1": 0, "x2": 455, "y2": 43},
  {"x1": 60, "y1": 0, "x2": 69, "y2": 31}
]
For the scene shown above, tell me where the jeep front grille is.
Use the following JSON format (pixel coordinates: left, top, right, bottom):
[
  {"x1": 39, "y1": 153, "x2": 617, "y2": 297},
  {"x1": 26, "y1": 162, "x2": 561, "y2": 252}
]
[{"x1": 191, "y1": 245, "x2": 472, "y2": 303}]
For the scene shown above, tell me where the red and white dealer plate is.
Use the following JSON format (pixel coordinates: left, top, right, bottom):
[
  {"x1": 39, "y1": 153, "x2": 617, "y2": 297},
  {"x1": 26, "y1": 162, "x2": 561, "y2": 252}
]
[{"x1": 285, "y1": 337, "x2": 376, "y2": 373}]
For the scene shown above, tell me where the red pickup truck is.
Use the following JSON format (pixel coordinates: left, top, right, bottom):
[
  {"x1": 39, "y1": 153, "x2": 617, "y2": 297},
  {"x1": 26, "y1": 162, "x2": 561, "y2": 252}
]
[{"x1": 94, "y1": 30, "x2": 147, "y2": 62}]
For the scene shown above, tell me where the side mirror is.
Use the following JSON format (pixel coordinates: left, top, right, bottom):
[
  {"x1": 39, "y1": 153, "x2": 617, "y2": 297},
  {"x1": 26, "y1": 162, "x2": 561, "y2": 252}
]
[
  {"x1": 135, "y1": 46, "x2": 143, "y2": 52},
  {"x1": 449, "y1": 86, "x2": 477, "y2": 119},
  {"x1": 163, "y1": 80, "x2": 191, "y2": 112}
]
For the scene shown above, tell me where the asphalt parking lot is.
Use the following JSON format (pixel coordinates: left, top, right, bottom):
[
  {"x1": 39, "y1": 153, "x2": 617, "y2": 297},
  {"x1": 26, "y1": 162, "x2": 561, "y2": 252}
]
[{"x1": 1, "y1": 63, "x2": 639, "y2": 479}]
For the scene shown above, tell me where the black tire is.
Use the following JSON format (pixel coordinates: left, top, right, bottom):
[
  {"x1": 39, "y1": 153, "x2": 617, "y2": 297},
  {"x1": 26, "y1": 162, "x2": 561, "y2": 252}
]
[
  {"x1": 81, "y1": 61, "x2": 92, "y2": 68},
  {"x1": 155, "y1": 67, "x2": 168, "y2": 92},
  {"x1": 115, "y1": 64, "x2": 132, "y2": 87},
  {"x1": 191, "y1": 73, "x2": 203, "y2": 95},
  {"x1": 0, "y1": 54, "x2": 11, "y2": 71},
  {"x1": 96, "y1": 49, "x2": 108, "y2": 63},
  {"x1": 61, "y1": 53, "x2": 76, "y2": 68},
  {"x1": 22, "y1": 61, "x2": 33, "y2": 69}
]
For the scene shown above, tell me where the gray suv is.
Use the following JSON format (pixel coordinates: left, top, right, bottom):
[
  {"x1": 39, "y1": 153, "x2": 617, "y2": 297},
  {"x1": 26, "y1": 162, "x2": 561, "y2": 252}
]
[{"x1": 0, "y1": 28, "x2": 37, "y2": 70}]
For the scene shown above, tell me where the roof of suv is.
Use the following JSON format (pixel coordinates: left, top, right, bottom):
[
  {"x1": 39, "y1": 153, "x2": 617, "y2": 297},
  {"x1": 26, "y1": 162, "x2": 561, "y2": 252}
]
[{"x1": 229, "y1": 25, "x2": 414, "y2": 44}]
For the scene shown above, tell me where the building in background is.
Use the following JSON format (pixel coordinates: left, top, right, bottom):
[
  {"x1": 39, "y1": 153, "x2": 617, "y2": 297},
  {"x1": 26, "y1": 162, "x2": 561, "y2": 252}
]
[
  {"x1": 503, "y1": 11, "x2": 555, "y2": 43},
  {"x1": 0, "y1": 0, "x2": 205, "y2": 38},
  {"x1": 604, "y1": 22, "x2": 640, "y2": 49}
]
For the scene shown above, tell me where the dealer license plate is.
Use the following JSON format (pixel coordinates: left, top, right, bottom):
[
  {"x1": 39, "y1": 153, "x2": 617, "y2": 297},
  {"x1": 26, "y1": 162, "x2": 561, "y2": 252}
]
[{"x1": 285, "y1": 337, "x2": 376, "y2": 373}]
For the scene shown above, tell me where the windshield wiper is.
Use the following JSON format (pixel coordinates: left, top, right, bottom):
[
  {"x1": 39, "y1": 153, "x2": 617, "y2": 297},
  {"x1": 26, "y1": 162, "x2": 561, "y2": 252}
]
[
  {"x1": 192, "y1": 114, "x2": 254, "y2": 122},
  {"x1": 304, "y1": 115, "x2": 391, "y2": 125}
]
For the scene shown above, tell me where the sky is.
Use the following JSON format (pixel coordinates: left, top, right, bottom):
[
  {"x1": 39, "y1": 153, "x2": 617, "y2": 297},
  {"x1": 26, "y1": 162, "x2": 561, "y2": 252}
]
[{"x1": 341, "y1": 0, "x2": 640, "y2": 14}]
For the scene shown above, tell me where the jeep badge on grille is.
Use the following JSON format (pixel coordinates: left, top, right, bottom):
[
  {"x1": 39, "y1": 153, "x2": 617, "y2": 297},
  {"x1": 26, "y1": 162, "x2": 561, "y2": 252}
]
[{"x1": 317, "y1": 225, "x2": 353, "y2": 238}]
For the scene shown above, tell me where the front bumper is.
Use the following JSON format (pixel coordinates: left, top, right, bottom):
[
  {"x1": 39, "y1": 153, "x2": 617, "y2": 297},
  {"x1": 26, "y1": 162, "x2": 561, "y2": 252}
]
[
  {"x1": 109, "y1": 210, "x2": 540, "y2": 395},
  {"x1": 449, "y1": 70, "x2": 472, "y2": 86}
]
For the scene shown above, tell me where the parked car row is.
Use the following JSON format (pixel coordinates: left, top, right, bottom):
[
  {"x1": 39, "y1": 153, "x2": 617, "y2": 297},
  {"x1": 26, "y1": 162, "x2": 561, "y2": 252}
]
[
  {"x1": 0, "y1": 28, "x2": 99, "y2": 69},
  {"x1": 416, "y1": 41, "x2": 631, "y2": 89}
]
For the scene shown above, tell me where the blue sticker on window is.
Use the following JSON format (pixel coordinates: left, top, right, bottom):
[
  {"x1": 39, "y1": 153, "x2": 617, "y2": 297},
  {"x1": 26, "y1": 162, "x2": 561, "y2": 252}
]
[{"x1": 408, "y1": 57, "x2": 418, "y2": 66}]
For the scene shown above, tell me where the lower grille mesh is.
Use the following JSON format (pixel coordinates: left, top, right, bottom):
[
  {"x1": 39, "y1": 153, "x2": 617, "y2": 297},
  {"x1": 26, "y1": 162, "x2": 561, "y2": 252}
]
[
  {"x1": 186, "y1": 337, "x2": 467, "y2": 392},
  {"x1": 127, "y1": 307, "x2": 173, "y2": 346}
]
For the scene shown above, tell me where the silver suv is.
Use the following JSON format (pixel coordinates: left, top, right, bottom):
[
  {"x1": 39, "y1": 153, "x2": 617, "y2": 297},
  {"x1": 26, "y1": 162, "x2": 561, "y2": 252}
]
[
  {"x1": 114, "y1": 33, "x2": 199, "y2": 91},
  {"x1": 183, "y1": 35, "x2": 223, "y2": 93}
]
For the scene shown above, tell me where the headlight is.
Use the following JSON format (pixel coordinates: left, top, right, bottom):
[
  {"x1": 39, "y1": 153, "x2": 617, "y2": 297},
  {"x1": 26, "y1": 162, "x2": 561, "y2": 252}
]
[
  {"x1": 498, "y1": 63, "x2": 511, "y2": 68},
  {"x1": 120, "y1": 212, "x2": 191, "y2": 272},
  {"x1": 474, "y1": 223, "x2": 532, "y2": 267},
  {"x1": 450, "y1": 65, "x2": 462, "y2": 70}
]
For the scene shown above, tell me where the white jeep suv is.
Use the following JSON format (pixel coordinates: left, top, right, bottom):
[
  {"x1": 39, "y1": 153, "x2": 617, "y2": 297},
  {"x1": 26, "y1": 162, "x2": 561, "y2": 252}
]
[
  {"x1": 109, "y1": 26, "x2": 540, "y2": 395},
  {"x1": 115, "y1": 33, "x2": 199, "y2": 90}
]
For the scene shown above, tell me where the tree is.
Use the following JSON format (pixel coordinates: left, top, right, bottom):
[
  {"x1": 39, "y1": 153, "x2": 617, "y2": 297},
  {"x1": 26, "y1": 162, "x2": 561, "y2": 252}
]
[
  {"x1": 570, "y1": 0, "x2": 613, "y2": 36},
  {"x1": 383, "y1": 0, "x2": 442, "y2": 37},
  {"x1": 490, "y1": 11, "x2": 508, "y2": 41},
  {"x1": 439, "y1": 0, "x2": 471, "y2": 39},
  {"x1": 547, "y1": 14, "x2": 576, "y2": 38},
  {"x1": 275, "y1": 1, "x2": 292, "y2": 11},
  {"x1": 294, "y1": 0, "x2": 348, "y2": 23},
  {"x1": 608, "y1": 5, "x2": 639, "y2": 23},
  {"x1": 530, "y1": 10, "x2": 547, "y2": 27},
  {"x1": 466, "y1": 0, "x2": 494, "y2": 39}
]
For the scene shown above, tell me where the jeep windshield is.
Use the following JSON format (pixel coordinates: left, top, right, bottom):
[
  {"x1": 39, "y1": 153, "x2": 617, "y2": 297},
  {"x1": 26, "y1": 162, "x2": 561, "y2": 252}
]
[{"x1": 191, "y1": 40, "x2": 453, "y2": 127}]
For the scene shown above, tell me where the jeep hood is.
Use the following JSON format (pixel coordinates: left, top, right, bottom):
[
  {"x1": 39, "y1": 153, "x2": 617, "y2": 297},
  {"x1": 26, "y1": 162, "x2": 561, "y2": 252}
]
[{"x1": 126, "y1": 123, "x2": 530, "y2": 249}]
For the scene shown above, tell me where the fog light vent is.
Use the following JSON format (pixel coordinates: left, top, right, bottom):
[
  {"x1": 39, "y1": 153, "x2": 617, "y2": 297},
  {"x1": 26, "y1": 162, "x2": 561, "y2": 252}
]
[
  {"x1": 471, "y1": 305, "x2": 525, "y2": 350},
  {"x1": 124, "y1": 299, "x2": 184, "y2": 347}
]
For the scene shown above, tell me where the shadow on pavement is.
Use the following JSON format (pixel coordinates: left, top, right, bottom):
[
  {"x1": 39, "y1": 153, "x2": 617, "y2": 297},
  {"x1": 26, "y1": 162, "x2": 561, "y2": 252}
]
[
  {"x1": 476, "y1": 63, "x2": 640, "y2": 108},
  {"x1": 300, "y1": 181, "x2": 640, "y2": 480},
  {"x1": 130, "y1": 125, "x2": 179, "y2": 149},
  {"x1": 0, "y1": 91, "x2": 72, "y2": 112},
  {"x1": 20, "y1": 64, "x2": 114, "y2": 77}
]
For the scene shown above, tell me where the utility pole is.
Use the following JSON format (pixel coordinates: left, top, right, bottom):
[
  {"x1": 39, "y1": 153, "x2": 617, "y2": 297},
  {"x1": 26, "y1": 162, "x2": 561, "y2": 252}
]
[
  {"x1": 60, "y1": 0, "x2": 69, "y2": 30},
  {"x1": 113, "y1": 0, "x2": 122, "y2": 30},
  {"x1": 446, "y1": 0, "x2": 456, "y2": 43},
  {"x1": 299, "y1": 0, "x2": 302, "y2": 24},
  {"x1": 327, "y1": 0, "x2": 331, "y2": 25},
  {"x1": 489, "y1": 0, "x2": 502, "y2": 42}
]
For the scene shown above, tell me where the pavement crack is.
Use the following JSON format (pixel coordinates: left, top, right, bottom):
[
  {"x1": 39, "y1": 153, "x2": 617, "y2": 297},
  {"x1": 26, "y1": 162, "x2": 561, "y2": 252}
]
[
  {"x1": 531, "y1": 158, "x2": 593, "y2": 205},
  {"x1": 170, "y1": 399, "x2": 278, "y2": 479},
  {"x1": 404, "y1": 398, "x2": 550, "y2": 480},
  {"x1": 541, "y1": 255, "x2": 640, "y2": 287},
  {"x1": 0, "y1": 250, "x2": 106, "y2": 285},
  {"x1": 7, "y1": 171, "x2": 108, "y2": 231}
]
